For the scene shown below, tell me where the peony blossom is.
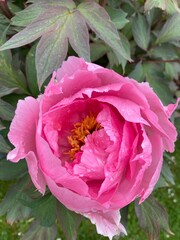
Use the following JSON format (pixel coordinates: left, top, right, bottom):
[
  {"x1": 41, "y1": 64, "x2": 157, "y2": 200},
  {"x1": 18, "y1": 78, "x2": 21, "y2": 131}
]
[{"x1": 7, "y1": 57, "x2": 179, "y2": 239}]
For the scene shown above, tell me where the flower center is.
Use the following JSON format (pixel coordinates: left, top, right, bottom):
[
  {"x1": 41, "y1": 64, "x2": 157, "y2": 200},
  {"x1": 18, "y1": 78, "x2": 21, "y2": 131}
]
[{"x1": 66, "y1": 113, "x2": 102, "y2": 160}]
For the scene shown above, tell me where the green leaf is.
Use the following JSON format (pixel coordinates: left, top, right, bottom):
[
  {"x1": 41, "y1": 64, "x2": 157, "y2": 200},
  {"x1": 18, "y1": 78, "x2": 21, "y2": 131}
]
[
  {"x1": 165, "y1": 62, "x2": 180, "y2": 80},
  {"x1": 78, "y1": 2, "x2": 131, "y2": 62},
  {"x1": 156, "y1": 13, "x2": 180, "y2": 44},
  {"x1": 0, "y1": 120, "x2": 5, "y2": 130},
  {"x1": 161, "y1": 160, "x2": 175, "y2": 185},
  {"x1": 11, "y1": 0, "x2": 76, "y2": 27},
  {"x1": 0, "y1": 8, "x2": 68, "y2": 50},
  {"x1": 144, "y1": 0, "x2": 180, "y2": 14},
  {"x1": 66, "y1": 11, "x2": 90, "y2": 61},
  {"x1": 0, "y1": 177, "x2": 31, "y2": 224},
  {"x1": 0, "y1": 99, "x2": 15, "y2": 121},
  {"x1": 135, "y1": 196, "x2": 174, "y2": 239},
  {"x1": 0, "y1": 158, "x2": 27, "y2": 180},
  {"x1": 57, "y1": 202, "x2": 82, "y2": 240},
  {"x1": 22, "y1": 221, "x2": 57, "y2": 240},
  {"x1": 145, "y1": 8, "x2": 162, "y2": 26},
  {"x1": 128, "y1": 62, "x2": 144, "y2": 82},
  {"x1": 0, "y1": 86, "x2": 18, "y2": 97},
  {"x1": 105, "y1": 6, "x2": 129, "y2": 30},
  {"x1": 143, "y1": 62, "x2": 174, "y2": 105},
  {"x1": 25, "y1": 193, "x2": 57, "y2": 227},
  {"x1": 0, "y1": 34, "x2": 28, "y2": 94},
  {"x1": 174, "y1": 117, "x2": 180, "y2": 133},
  {"x1": 148, "y1": 43, "x2": 179, "y2": 60},
  {"x1": 155, "y1": 158, "x2": 175, "y2": 189},
  {"x1": 90, "y1": 42, "x2": 109, "y2": 62},
  {"x1": 35, "y1": 10, "x2": 90, "y2": 87},
  {"x1": 118, "y1": 32, "x2": 131, "y2": 70},
  {"x1": 26, "y1": 44, "x2": 39, "y2": 97},
  {"x1": 120, "y1": 206, "x2": 129, "y2": 232},
  {"x1": 0, "y1": 136, "x2": 11, "y2": 153},
  {"x1": 132, "y1": 13, "x2": 150, "y2": 50}
]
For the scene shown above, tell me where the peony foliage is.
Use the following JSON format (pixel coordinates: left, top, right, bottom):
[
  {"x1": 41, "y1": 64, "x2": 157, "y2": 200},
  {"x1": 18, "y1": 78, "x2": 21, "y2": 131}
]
[{"x1": 0, "y1": 0, "x2": 180, "y2": 240}]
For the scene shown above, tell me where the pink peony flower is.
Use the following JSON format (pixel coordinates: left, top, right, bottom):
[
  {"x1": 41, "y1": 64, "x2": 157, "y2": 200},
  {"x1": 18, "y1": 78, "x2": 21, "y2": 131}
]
[{"x1": 7, "y1": 57, "x2": 179, "y2": 239}]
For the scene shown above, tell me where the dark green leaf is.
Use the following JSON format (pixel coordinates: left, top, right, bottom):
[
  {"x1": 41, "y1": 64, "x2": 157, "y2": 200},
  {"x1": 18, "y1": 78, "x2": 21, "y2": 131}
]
[
  {"x1": 0, "y1": 99, "x2": 15, "y2": 121},
  {"x1": 156, "y1": 13, "x2": 180, "y2": 44},
  {"x1": 165, "y1": 62, "x2": 180, "y2": 80},
  {"x1": 22, "y1": 221, "x2": 57, "y2": 240},
  {"x1": 132, "y1": 14, "x2": 150, "y2": 50},
  {"x1": 146, "y1": 8, "x2": 162, "y2": 26},
  {"x1": 148, "y1": 43, "x2": 179, "y2": 60},
  {"x1": 78, "y1": 2, "x2": 131, "y2": 62},
  {"x1": 0, "y1": 14, "x2": 11, "y2": 36},
  {"x1": 128, "y1": 62, "x2": 144, "y2": 82},
  {"x1": 26, "y1": 44, "x2": 39, "y2": 97},
  {"x1": 90, "y1": 42, "x2": 109, "y2": 62},
  {"x1": 0, "y1": 35, "x2": 28, "y2": 94},
  {"x1": 0, "y1": 136, "x2": 11, "y2": 153},
  {"x1": 0, "y1": 177, "x2": 31, "y2": 223},
  {"x1": 161, "y1": 160, "x2": 175, "y2": 185},
  {"x1": 143, "y1": 62, "x2": 174, "y2": 105},
  {"x1": 0, "y1": 158, "x2": 27, "y2": 180},
  {"x1": 135, "y1": 196, "x2": 174, "y2": 239},
  {"x1": 120, "y1": 206, "x2": 129, "y2": 232},
  {"x1": 57, "y1": 202, "x2": 82, "y2": 240},
  {"x1": 105, "y1": 6, "x2": 129, "y2": 30},
  {"x1": 0, "y1": 120, "x2": 5, "y2": 130},
  {"x1": 174, "y1": 117, "x2": 180, "y2": 133},
  {"x1": 26, "y1": 193, "x2": 57, "y2": 227}
]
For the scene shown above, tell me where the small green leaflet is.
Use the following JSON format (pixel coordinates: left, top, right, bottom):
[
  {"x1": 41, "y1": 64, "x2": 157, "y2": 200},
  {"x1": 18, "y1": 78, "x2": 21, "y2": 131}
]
[
  {"x1": 135, "y1": 196, "x2": 173, "y2": 240},
  {"x1": 156, "y1": 13, "x2": 180, "y2": 43},
  {"x1": 0, "y1": 1, "x2": 131, "y2": 87}
]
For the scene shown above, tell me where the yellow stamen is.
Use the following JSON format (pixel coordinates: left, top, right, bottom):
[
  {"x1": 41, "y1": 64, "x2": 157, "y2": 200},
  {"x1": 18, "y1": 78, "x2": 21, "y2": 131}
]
[{"x1": 66, "y1": 113, "x2": 102, "y2": 160}]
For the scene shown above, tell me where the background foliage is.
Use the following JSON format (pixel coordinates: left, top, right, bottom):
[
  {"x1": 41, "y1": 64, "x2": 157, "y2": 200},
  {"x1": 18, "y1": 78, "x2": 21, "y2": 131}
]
[{"x1": 0, "y1": 0, "x2": 179, "y2": 239}]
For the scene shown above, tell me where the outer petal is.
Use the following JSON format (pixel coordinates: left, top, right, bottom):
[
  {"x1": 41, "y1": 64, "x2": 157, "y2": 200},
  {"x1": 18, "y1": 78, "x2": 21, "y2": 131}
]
[
  {"x1": 7, "y1": 96, "x2": 46, "y2": 193},
  {"x1": 164, "y1": 97, "x2": 180, "y2": 118},
  {"x1": 84, "y1": 210, "x2": 127, "y2": 240},
  {"x1": 7, "y1": 97, "x2": 39, "y2": 162}
]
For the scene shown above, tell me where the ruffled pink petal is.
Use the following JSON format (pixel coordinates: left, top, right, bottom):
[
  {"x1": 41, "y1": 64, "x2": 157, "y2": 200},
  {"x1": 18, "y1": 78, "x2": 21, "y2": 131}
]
[
  {"x1": 95, "y1": 95, "x2": 149, "y2": 125},
  {"x1": 84, "y1": 210, "x2": 127, "y2": 240},
  {"x1": 36, "y1": 134, "x2": 89, "y2": 196},
  {"x1": 44, "y1": 173, "x2": 106, "y2": 213}
]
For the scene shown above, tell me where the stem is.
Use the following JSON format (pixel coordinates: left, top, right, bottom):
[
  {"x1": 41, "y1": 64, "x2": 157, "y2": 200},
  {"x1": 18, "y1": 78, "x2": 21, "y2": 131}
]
[{"x1": 0, "y1": 0, "x2": 13, "y2": 19}]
